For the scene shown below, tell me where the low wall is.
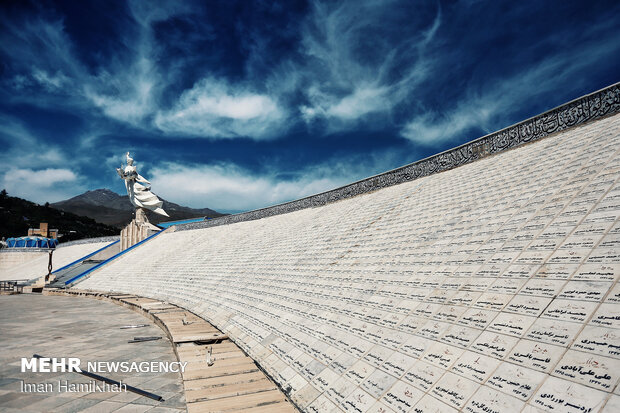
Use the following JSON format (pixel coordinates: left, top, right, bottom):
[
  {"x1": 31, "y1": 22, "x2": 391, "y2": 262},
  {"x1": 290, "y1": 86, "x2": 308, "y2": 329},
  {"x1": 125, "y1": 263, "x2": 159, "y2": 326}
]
[
  {"x1": 0, "y1": 241, "x2": 116, "y2": 281},
  {"x1": 79, "y1": 111, "x2": 620, "y2": 412},
  {"x1": 0, "y1": 250, "x2": 49, "y2": 272}
]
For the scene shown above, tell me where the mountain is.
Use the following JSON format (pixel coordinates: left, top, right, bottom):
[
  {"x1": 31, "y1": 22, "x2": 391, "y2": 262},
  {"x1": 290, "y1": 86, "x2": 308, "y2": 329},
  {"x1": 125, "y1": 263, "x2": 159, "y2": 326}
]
[
  {"x1": 51, "y1": 189, "x2": 225, "y2": 228},
  {"x1": 0, "y1": 190, "x2": 118, "y2": 242}
]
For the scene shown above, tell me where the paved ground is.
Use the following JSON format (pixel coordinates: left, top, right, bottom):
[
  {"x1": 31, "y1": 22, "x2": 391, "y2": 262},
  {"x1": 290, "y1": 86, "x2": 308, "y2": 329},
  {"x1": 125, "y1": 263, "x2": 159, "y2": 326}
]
[{"x1": 0, "y1": 294, "x2": 186, "y2": 412}]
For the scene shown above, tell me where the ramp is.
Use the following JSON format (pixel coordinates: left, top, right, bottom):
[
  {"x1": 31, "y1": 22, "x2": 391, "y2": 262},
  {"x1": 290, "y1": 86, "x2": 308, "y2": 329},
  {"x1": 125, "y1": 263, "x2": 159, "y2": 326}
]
[{"x1": 47, "y1": 260, "x2": 103, "y2": 288}]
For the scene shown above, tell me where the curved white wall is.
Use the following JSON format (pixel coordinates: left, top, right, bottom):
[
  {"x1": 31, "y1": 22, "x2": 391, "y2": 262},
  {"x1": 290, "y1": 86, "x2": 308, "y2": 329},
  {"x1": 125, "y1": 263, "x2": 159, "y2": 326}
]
[{"x1": 80, "y1": 114, "x2": 620, "y2": 413}]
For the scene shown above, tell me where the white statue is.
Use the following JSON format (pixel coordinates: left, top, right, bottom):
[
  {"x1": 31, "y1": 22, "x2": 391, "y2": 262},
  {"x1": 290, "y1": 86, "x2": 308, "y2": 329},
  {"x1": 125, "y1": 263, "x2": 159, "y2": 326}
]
[{"x1": 116, "y1": 152, "x2": 169, "y2": 217}]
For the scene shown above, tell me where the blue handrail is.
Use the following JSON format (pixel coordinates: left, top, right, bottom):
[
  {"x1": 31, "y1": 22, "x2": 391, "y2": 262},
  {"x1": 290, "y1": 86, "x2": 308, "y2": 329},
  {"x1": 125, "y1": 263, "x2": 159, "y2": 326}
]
[
  {"x1": 156, "y1": 217, "x2": 206, "y2": 228},
  {"x1": 52, "y1": 240, "x2": 120, "y2": 274},
  {"x1": 64, "y1": 230, "x2": 166, "y2": 286}
]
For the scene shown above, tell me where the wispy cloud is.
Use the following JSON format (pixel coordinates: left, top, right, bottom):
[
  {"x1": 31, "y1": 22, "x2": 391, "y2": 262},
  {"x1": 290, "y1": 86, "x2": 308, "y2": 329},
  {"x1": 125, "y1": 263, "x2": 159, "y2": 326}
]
[
  {"x1": 0, "y1": 168, "x2": 81, "y2": 204},
  {"x1": 0, "y1": 115, "x2": 82, "y2": 202},
  {"x1": 297, "y1": 1, "x2": 440, "y2": 129},
  {"x1": 401, "y1": 31, "x2": 620, "y2": 145},
  {"x1": 1, "y1": 0, "x2": 618, "y2": 211},
  {"x1": 0, "y1": 16, "x2": 82, "y2": 107},
  {"x1": 84, "y1": 66, "x2": 157, "y2": 126},
  {"x1": 0, "y1": 1, "x2": 290, "y2": 139},
  {"x1": 31, "y1": 68, "x2": 70, "y2": 91},
  {"x1": 154, "y1": 77, "x2": 286, "y2": 139},
  {"x1": 149, "y1": 151, "x2": 404, "y2": 212},
  {"x1": 80, "y1": 1, "x2": 180, "y2": 127},
  {"x1": 4, "y1": 168, "x2": 76, "y2": 187},
  {"x1": 0, "y1": 116, "x2": 67, "y2": 168}
]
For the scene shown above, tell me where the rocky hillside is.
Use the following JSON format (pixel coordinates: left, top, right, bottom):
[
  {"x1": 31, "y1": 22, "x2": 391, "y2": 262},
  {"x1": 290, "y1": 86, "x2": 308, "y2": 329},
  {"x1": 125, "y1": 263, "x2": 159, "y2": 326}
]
[
  {"x1": 51, "y1": 189, "x2": 225, "y2": 227},
  {"x1": 0, "y1": 190, "x2": 118, "y2": 241}
]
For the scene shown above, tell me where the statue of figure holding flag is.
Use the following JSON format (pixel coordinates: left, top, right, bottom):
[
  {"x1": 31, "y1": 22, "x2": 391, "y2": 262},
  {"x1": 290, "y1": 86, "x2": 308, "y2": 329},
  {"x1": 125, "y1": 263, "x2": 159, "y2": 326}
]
[{"x1": 116, "y1": 152, "x2": 169, "y2": 218}]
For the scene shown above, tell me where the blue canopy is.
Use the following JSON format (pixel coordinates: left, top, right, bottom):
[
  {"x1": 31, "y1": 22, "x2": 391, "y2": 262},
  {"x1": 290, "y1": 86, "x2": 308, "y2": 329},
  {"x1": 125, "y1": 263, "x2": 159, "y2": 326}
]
[{"x1": 5, "y1": 236, "x2": 58, "y2": 248}]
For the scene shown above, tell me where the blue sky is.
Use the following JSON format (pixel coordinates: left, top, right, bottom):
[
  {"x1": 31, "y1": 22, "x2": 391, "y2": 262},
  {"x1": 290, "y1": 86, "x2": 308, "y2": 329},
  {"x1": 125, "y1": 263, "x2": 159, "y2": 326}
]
[{"x1": 0, "y1": 0, "x2": 618, "y2": 213}]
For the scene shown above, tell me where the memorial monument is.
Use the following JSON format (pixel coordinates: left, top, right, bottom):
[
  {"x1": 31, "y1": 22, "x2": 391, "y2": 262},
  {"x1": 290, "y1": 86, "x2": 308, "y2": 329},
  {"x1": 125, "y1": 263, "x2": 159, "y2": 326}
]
[
  {"x1": 79, "y1": 85, "x2": 620, "y2": 413},
  {"x1": 116, "y1": 152, "x2": 168, "y2": 250}
]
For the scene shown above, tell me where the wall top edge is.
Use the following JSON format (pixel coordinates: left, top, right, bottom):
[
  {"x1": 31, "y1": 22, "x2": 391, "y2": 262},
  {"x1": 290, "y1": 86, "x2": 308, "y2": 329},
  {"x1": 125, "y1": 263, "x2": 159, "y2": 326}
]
[{"x1": 176, "y1": 82, "x2": 620, "y2": 232}]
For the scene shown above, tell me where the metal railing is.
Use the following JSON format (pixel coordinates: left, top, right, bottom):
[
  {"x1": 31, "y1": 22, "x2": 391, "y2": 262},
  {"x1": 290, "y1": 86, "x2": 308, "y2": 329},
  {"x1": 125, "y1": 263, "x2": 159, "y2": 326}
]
[{"x1": 0, "y1": 280, "x2": 29, "y2": 293}]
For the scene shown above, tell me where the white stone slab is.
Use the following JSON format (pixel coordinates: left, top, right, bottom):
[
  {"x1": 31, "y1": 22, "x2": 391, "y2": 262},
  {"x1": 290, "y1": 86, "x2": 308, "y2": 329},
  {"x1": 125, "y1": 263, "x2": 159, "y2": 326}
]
[
  {"x1": 403, "y1": 360, "x2": 445, "y2": 392},
  {"x1": 367, "y1": 401, "x2": 397, "y2": 413},
  {"x1": 345, "y1": 360, "x2": 375, "y2": 385},
  {"x1": 312, "y1": 367, "x2": 341, "y2": 393},
  {"x1": 412, "y1": 394, "x2": 458, "y2": 413},
  {"x1": 590, "y1": 303, "x2": 620, "y2": 329},
  {"x1": 507, "y1": 339, "x2": 565, "y2": 373},
  {"x1": 603, "y1": 283, "x2": 620, "y2": 304},
  {"x1": 542, "y1": 299, "x2": 599, "y2": 323},
  {"x1": 529, "y1": 376, "x2": 608, "y2": 413},
  {"x1": 430, "y1": 372, "x2": 478, "y2": 409},
  {"x1": 471, "y1": 331, "x2": 519, "y2": 360},
  {"x1": 557, "y1": 281, "x2": 612, "y2": 302},
  {"x1": 450, "y1": 350, "x2": 500, "y2": 383},
  {"x1": 525, "y1": 318, "x2": 582, "y2": 346},
  {"x1": 440, "y1": 325, "x2": 482, "y2": 349},
  {"x1": 571, "y1": 254, "x2": 618, "y2": 275},
  {"x1": 463, "y1": 386, "x2": 525, "y2": 413},
  {"x1": 520, "y1": 279, "x2": 567, "y2": 297},
  {"x1": 381, "y1": 351, "x2": 417, "y2": 379},
  {"x1": 401, "y1": 335, "x2": 433, "y2": 359},
  {"x1": 572, "y1": 325, "x2": 620, "y2": 359},
  {"x1": 504, "y1": 295, "x2": 552, "y2": 317},
  {"x1": 553, "y1": 349, "x2": 620, "y2": 392},
  {"x1": 487, "y1": 313, "x2": 537, "y2": 337},
  {"x1": 422, "y1": 343, "x2": 464, "y2": 369},
  {"x1": 342, "y1": 386, "x2": 376, "y2": 413},
  {"x1": 325, "y1": 376, "x2": 358, "y2": 407},
  {"x1": 534, "y1": 263, "x2": 578, "y2": 279},
  {"x1": 381, "y1": 380, "x2": 424, "y2": 413},
  {"x1": 486, "y1": 361, "x2": 545, "y2": 400},
  {"x1": 361, "y1": 369, "x2": 399, "y2": 399}
]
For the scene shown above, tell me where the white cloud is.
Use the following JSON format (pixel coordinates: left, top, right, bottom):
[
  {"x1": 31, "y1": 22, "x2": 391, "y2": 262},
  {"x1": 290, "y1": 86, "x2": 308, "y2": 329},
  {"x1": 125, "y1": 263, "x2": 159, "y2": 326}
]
[
  {"x1": 0, "y1": 115, "x2": 85, "y2": 203},
  {"x1": 149, "y1": 151, "x2": 404, "y2": 212},
  {"x1": 0, "y1": 18, "x2": 84, "y2": 105},
  {"x1": 149, "y1": 163, "x2": 343, "y2": 212},
  {"x1": 85, "y1": 77, "x2": 155, "y2": 126},
  {"x1": 0, "y1": 168, "x2": 81, "y2": 204},
  {"x1": 327, "y1": 86, "x2": 389, "y2": 119},
  {"x1": 31, "y1": 68, "x2": 69, "y2": 91},
  {"x1": 401, "y1": 35, "x2": 620, "y2": 145},
  {"x1": 82, "y1": 29, "x2": 160, "y2": 126},
  {"x1": 4, "y1": 168, "x2": 76, "y2": 187},
  {"x1": 401, "y1": 103, "x2": 493, "y2": 145},
  {"x1": 297, "y1": 1, "x2": 440, "y2": 128},
  {"x1": 1, "y1": 0, "x2": 438, "y2": 139},
  {"x1": 82, "y1": 0, "x2": 194, "y2": 127},
  {"x1": 154, "y1": 78, "x2": 285, "y2": 139},
  {"x1": 301, "y1": 85, "x2": 391, "y2": 123},
  {"x1": 0, "y1": 116, "x2": 68, "y2": 168}
]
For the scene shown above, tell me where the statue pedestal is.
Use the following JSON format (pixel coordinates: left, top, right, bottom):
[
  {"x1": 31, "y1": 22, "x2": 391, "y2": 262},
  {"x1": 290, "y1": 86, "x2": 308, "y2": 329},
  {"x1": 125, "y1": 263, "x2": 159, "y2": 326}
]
[{"x1": 120, "y1": 209, "x2": 160, "y2": 251}]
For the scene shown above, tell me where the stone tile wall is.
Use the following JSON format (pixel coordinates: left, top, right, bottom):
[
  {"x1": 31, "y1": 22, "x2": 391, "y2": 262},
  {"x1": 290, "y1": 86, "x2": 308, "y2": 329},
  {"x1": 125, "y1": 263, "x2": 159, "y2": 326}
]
[{"x1": 80, "y1": 113, "x2": 620, "y2": 413}]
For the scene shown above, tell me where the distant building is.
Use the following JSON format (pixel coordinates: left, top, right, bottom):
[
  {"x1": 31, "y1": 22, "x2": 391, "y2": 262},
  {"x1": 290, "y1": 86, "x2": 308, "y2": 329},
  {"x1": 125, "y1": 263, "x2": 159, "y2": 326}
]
[{"x1": 27, "y1": 223, "x2": 58, "y2": 239}]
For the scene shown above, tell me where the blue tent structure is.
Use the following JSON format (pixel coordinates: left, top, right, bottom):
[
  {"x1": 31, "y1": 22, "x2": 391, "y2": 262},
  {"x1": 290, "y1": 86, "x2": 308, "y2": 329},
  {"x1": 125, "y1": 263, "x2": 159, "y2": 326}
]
[{"x1": 5, "y1": 236, "x2": 58, "y2": 248}]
